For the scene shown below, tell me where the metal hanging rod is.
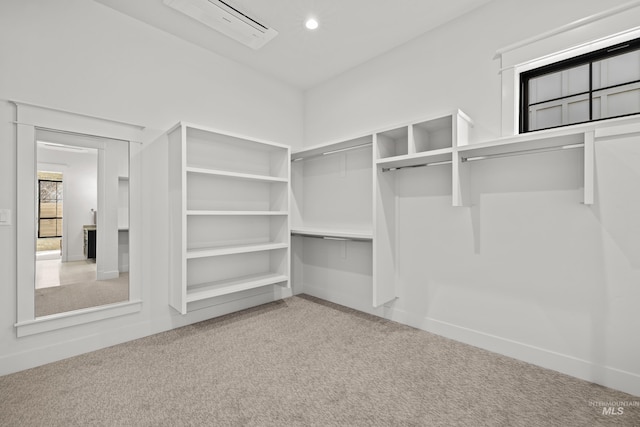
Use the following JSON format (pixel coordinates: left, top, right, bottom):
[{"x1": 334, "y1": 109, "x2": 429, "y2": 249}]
[
  {"x1": 382, "y1": 159, "x2": 452, "y2": 172},
  {"x1": 461, "y1": 143, "x2": 584, "y2": 162},
  {"x1": 292, "y1": 142, "x2": 373, "y2": 162},
  {"x1": 380, "y1": 143, "x2": 584, "y2": 172}
]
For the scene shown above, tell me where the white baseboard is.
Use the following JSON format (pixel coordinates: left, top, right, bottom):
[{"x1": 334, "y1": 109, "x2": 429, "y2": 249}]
[
  {"x1": 386, "y1": 307, "x2": 640, "y2": 397},
  {"x1": 2, "y1": 319, "x2": 153, "y2": 376}
]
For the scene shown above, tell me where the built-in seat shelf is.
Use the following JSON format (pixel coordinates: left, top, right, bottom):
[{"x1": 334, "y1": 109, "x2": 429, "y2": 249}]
[
  {"x1": 186, "y1": 166, "x2": 287, "y2": 183},
  {"x1": 291, "y1": 227, "x2": 373, "y2": 241},
  {"x1": 187, "y1": 273, "x2": 289, "y2": 303},
  {"x1": 186, "y1": 242, "x2": 288, "y2": 259}
]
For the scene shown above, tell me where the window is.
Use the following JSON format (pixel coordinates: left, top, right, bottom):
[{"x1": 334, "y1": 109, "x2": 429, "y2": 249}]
[
  {"x1": 520, "y1": 37, "x2": 640, "y2": 132},
  {"x1": 38, "y1": 179, "x2": 63, "y2": 238}
]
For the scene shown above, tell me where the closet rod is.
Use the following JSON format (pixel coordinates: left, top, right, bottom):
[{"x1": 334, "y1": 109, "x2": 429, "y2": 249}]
[
  {"x1": 292, "y1": 142, "x2": 373, "y2": 162},
  {"x1": 381, "y1": 159, "x2": 452, "y2": 172},
  {"x1": 461, "y1": 143, "x2": 584, "y2": 162}
]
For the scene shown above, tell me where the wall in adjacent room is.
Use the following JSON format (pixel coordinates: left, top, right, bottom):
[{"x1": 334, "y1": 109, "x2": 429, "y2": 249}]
[
  {"x1": 0, "y1": 0, "x2": 303, "y2": 374},
  {"x1": 302, "y1": 0, "x2": 640, "y2": 396}
]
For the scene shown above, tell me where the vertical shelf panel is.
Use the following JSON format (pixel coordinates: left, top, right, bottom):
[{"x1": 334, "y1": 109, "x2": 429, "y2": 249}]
[
  {"x1": 167, "y1": 125, "x2": 187, "y2": 314},
  {"x1": 373, "y1": 161, "x2": 398, "y2": 307}
]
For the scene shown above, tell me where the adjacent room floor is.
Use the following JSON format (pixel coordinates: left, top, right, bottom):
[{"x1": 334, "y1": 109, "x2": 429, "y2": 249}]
[{"x1": 34, "y1": 253, "x2": 128, "y2": 317}]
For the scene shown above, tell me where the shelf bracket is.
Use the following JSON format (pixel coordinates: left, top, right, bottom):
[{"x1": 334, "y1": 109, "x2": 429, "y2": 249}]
[{"x1": 584, "y1": 131, "x2": 595, "y2": 205}]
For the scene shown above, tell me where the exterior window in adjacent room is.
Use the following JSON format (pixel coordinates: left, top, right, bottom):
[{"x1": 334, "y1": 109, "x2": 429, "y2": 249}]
[
  {"x1": 38, "y1": 179, "x2": 63, "y2": 238},
  {"x1": 520, "y1": 37, "x2": 640, "y2": 132}
]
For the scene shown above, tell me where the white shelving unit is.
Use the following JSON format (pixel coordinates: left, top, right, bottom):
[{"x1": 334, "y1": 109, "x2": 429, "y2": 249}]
[
  {"x1": 287, "y1": 110, "x2": 640, "y2": 320},
  {"x1": 373, "y1": 110, "x2": 473, "y2": 306},
  {"x1": 168, "y1": 122, "x2": 290, "y2": 314},
  {"x1": 290, "y1": 134, "x2": 377, "y2": 311}
]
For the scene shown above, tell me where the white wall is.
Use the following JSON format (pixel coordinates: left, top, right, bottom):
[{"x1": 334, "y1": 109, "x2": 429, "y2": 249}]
[
  {"x1": 37, "y1": 145, "x2": 98, "y2": 261},
  {"x1": 303, "y1": 0, "x2": 640, "y2": 395},
  {"x1": 0, "y1": 0, "x2": 302, "y2": 373},
  {"x1": 304, "y1": 0, "x2": 635, "y2": 144}
]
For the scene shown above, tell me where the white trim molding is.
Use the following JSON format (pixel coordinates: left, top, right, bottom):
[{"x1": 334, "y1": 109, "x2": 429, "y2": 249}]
[
  {"x1": 386, "y1": 307, "x2": 640, "y2": 397},
  {"x1": 13, "y1": 100, "x2": 144, "y2": 336}
]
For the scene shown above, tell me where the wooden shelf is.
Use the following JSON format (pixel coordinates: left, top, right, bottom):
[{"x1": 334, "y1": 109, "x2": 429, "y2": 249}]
[
  {"x1": 186, "y1": 242, "x2": 288, "y2": 259},
  {"x1": 186, "y1": 166, "x2": 287, "y2": 183},
  {"x1": 186, "y1": 210, "x2": 289, "y2": 216},
  {"x1": 291, "y1": 227, "x2": 373, "y2": 241},
  {"x1": 186, "y1": 273, "x2": 289, "y2": 303}
]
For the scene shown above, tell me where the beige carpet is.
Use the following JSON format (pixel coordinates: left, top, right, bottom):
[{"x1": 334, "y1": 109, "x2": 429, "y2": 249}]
[{"x1": 1, "y1": 295, "x2": 638, "y2": 426}]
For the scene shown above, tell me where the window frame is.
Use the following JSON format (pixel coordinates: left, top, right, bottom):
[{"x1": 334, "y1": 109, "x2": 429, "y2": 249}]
[
  {"x1": 520, "y1": 36, "x2": 640, "y2": 133},
  {"x1": 37, "y1": 179, "x2": 63, "y2": 239}
]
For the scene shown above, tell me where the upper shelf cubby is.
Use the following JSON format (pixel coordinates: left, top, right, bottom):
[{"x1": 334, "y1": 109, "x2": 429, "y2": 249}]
[
  {"x1": 181, "y1": 123, "x2": 289, "y2": 180},
  {"x1": 412, "y1": 115, "x2": 453, "y2": 153},
  {"x1": 376, "y1": 126, "x2": 409, "y2": 159},
  {"x1": 375, "y1": 110, "x2": 473, "y2": 170}
]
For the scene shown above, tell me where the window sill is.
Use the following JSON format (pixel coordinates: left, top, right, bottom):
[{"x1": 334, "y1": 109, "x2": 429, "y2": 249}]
[{"x1": 512, "y1": 113, "x2": 640, "y2": 140}]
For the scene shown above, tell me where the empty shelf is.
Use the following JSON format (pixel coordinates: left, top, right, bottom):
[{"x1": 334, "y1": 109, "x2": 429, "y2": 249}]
[
  {"x1": 186, "y1": 273, "x2": 289, "y2": 302},
  {"x1": 186, "y1": 166, "x2": 287, "y2": 183},
  {"x1": 186, "y1": 242, "x2": 288, "y2": 259},
  {"x1": 458, "y1": 129, "x2": 585, "y2": 159},
  {"x1": 376, "y1": 147, "x2": 453, "y2": 169}
]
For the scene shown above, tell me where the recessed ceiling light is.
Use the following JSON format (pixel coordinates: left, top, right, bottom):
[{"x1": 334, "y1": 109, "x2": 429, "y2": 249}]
[{"x1": 305, "y1": 18, "x2": 318, "y2": 30}]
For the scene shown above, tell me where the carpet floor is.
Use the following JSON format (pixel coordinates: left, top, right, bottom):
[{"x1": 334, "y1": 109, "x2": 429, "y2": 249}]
[{"x1": 1, "y1": 295, "x2": 638, "y2": 426}]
